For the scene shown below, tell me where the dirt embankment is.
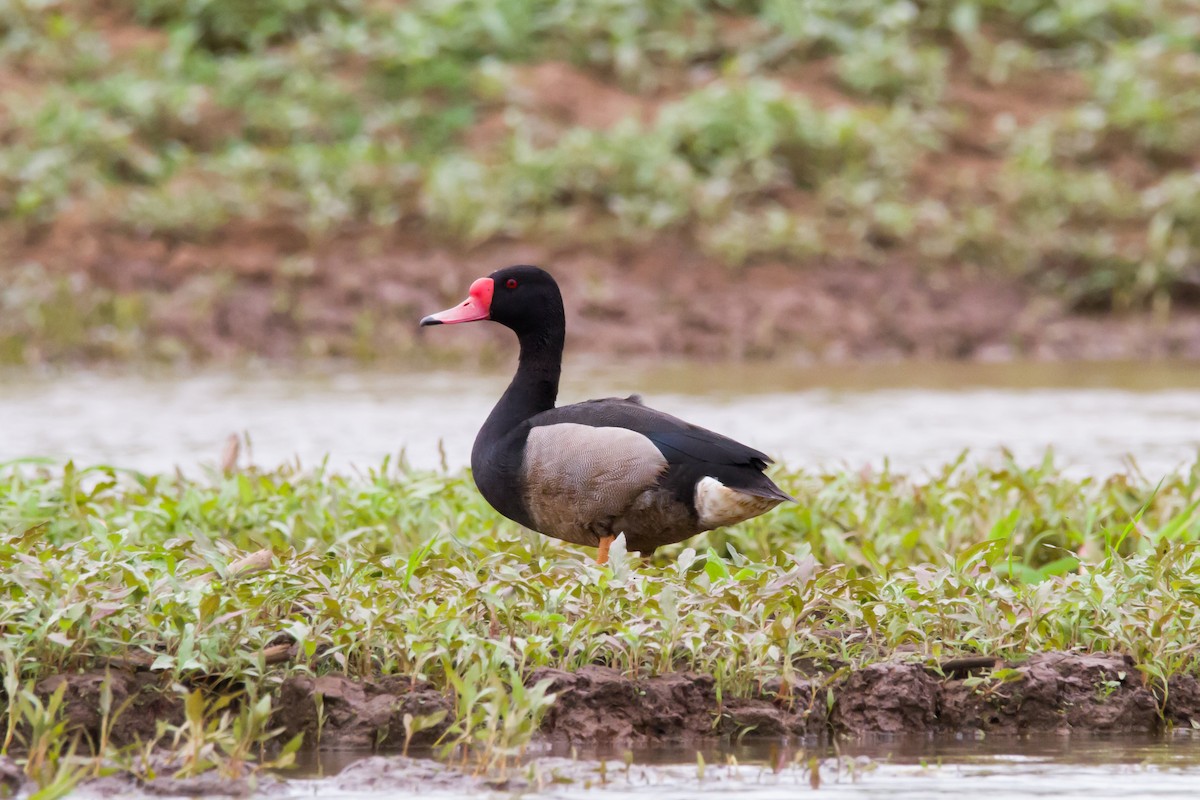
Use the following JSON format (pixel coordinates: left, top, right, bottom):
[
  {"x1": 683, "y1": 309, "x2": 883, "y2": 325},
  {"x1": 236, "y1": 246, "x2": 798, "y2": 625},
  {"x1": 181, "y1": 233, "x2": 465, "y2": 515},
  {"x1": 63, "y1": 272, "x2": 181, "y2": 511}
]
[
  {"x1": 9, "y1": 653, "x2": 1194, "y2": 797},
  {"x1": 529, "y1": 653, "x2": 1194, "y2": 741},
  {"x1": 13, "y1": 218, "x2": 1200, "y2": 364},
  {"x1": 30, "y1": 652, "x2": 1200, "y2": 755}
]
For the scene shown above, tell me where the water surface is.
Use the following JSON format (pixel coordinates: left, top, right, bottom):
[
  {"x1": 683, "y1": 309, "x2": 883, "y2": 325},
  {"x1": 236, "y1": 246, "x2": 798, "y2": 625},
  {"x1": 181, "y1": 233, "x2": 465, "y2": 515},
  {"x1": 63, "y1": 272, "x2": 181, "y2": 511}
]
[
  {"x1": 284, "y1": 734, "x2": 1200, "y2": 799},
  {"x1": 2, "y1": 361, "x2": 1199, "y2": 476}
]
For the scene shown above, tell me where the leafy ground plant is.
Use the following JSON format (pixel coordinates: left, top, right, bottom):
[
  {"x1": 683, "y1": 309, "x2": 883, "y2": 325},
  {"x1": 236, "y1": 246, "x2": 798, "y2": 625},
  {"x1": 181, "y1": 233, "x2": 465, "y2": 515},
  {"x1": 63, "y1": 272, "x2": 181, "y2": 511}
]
[{"x1": 1, "y1": 454, "x2": 1199, "y2": 780}]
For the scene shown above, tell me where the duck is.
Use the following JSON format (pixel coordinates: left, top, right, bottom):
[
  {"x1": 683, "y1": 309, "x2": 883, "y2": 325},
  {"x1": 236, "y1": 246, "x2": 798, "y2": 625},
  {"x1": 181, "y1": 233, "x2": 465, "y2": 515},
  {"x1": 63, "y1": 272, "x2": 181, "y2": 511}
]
[{"x1": 420, "y1": 266, "x2": 792, "y2": 563}]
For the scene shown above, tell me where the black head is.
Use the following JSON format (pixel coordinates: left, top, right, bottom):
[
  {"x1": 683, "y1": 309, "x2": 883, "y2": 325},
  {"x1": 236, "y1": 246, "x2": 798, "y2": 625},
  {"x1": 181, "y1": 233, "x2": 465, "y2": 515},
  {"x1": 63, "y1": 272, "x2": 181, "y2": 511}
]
[{"x1": 420, "y1": 265, "x2": 564, "y2": 337}]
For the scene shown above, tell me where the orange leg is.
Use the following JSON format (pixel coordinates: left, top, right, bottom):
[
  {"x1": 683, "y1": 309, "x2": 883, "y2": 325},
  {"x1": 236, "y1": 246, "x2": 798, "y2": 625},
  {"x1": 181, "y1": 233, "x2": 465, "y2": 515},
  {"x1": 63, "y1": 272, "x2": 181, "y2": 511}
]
[{"x1": 596, "y1": 535, "x2": 616, "y2": 565}]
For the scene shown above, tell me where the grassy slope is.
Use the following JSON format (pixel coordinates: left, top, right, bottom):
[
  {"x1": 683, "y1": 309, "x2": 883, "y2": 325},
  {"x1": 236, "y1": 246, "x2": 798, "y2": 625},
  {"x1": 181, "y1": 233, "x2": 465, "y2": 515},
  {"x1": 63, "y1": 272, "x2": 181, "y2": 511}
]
[{"x1": 1, "y1": 1, "x2": 1200, "y2": 362}]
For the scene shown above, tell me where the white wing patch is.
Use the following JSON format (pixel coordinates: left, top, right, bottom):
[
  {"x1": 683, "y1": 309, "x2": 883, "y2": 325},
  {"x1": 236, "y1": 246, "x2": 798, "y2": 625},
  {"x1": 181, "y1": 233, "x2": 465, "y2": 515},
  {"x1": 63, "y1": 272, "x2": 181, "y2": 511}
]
[{"x1": 694, "y1": 476, "x2": 782, "y2": 530}]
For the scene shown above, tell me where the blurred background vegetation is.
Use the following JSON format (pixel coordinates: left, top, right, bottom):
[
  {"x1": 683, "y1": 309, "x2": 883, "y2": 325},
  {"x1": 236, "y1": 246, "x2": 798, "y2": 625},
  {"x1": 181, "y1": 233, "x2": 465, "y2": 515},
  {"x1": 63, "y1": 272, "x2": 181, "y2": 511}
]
[{"x1": 1, "y1": 0, "x2": 1199, "y2": 363}]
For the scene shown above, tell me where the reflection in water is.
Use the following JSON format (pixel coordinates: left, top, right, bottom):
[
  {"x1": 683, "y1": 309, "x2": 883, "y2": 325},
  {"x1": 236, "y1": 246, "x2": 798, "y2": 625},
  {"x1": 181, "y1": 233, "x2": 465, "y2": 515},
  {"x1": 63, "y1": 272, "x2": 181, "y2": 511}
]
[
  {"x1": 275, "y1": 733, "x2": 1200, "y2": 799},
  {"x1": 1, "y1": 362, "x2": 1198, "y2": 477},
  {"x1": 546, "y1": 731, "x2": 1200, "y2": 768}
]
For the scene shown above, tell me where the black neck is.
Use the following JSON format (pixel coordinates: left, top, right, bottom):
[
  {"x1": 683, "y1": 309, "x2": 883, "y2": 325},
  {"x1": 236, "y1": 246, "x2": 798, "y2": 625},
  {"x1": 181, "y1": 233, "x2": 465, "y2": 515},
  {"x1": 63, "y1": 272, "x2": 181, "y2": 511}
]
[{"x1": 478, "y1": 321, "x2": 564, "y2": 442}]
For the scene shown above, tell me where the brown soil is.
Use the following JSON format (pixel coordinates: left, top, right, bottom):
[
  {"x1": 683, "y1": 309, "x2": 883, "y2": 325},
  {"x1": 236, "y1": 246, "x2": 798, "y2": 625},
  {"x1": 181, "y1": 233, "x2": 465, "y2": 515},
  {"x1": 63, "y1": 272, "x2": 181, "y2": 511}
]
[
  {"x1": 79, "y1": 770, "x2": 283, "y2": 798},
  {"x1": 0, "y1": 757, "x2": 22, "y2": 795},
  {"x1": 9, "y1": 653, "x2": 1197, "y2": 797},
  {"x1": 275, "y1": 674, "x2": 453, "y2": 750},
  {"x1": 327, "y1": 755, "x2": 515, "y2": 793},
  {"x1": 834, "y1": 653, "x2": 1174, "y2": 736},
  {"x1": 36, "y1": 670, "x2": 187, "y2": 744},
  {"x1": 16, "y1": 220, "x2": 1200, "y2": 364},
  {"x1": 510, "y1": 62, "x2": 656, "y2": 131},
  {"x1": 530, "y1": 667, "x2": 824, "y2": 742},
  {"x1": 537, "y1": 654, "x2": 1197, "y2": 743},
  {"x1": 25, "y1": 652, "x2": 1200, "y2": 762}
]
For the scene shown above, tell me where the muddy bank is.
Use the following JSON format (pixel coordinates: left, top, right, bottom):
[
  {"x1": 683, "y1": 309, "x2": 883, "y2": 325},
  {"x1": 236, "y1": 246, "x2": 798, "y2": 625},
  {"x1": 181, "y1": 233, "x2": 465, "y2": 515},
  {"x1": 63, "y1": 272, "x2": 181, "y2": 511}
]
[
  {"x1": 833, "y1": 653, "x2": 1179, "y2": 736},
  {"x1": 14, "y1": 652, "x2": 1200, "y2": 798},
  {"x1": 13, "y1": 225, "x2": 1200, "y2": 364},
  {"x1": 531, "y1": 653, "x2": 1198, "y2": 742},
  {"x1": 27, "y1": 652, "x2": 1200, "y2": 760},
  {"x1": 275, "y1": 674, "x2": 454, "y2": 750},
  {"x1": 74, "y1": 770, "x2": 283, "y2": 798},
  {"x1": 67, "y1": 756, "x2": 540, "y2": 799},
  {"x1": 11, "y1": 752, "x2": 859, "y2": 798}
]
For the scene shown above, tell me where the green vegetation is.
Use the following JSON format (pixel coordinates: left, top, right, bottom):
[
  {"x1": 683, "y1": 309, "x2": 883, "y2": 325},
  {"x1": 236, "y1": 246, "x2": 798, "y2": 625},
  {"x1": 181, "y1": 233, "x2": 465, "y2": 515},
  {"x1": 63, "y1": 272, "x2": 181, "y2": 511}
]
[
  {"x1": 1, "y1": 1, "x2": 1199, "y2": 362},
  {"x1": 2, "y1": 454, "x2": 1200, "y2": 785}
]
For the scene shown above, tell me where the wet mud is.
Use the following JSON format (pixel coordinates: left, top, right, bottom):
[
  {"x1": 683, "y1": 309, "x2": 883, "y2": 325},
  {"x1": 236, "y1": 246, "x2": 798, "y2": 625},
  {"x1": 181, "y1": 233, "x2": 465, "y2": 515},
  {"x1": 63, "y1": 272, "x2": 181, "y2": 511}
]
[
  {"x1": 322, "y1": 752, "x2": 852, "y2": 794},
  {"x1": 834, "y1": 653, "x2": 1178, "y2": 736},
  {"x1": 274, "y1": 674, "x2": 453, "y2": 750},
  {"x1": 79, "y1": 771, "x2": 284, "y2": 798},
  {"x1": 20, "y1": 652, "x2": 1200, "y2": 775},
  {"x1": 0, "y1": 757, "x2": 23, "y2": 796},
  {"x1": 36, "y1": 670, "x2": 186, "y2": 744},
  {"x1": 10, "y1": 652, "x2": 1200, "y2": 796},
  {"x1": 530, "y1": 667, "x2": 825, "y2": 743},
  {"x1": 535, "y1": 653, "x2": 1199, "y2": 744},
  {"x1": 51, "y1": 753, "x2": 849, "y2": 798},
  {"x1": 325, "y1": 755, "x2": 520, "y2": 793}
]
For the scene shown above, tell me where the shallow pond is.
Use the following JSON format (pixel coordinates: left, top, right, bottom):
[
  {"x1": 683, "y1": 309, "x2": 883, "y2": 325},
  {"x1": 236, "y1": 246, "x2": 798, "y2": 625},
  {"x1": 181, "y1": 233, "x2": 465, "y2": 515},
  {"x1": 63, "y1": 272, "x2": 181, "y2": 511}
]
[{"x1": 2, "y1": 360, "x2": 1198, "y2": 477}]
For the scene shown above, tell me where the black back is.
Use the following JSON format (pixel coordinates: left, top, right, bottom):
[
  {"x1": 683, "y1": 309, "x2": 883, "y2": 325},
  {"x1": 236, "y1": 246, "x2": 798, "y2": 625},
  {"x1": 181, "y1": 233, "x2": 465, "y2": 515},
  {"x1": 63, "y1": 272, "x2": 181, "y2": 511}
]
[{"x1": 528, "y1": 397, "x2": 794, "y2": 506}]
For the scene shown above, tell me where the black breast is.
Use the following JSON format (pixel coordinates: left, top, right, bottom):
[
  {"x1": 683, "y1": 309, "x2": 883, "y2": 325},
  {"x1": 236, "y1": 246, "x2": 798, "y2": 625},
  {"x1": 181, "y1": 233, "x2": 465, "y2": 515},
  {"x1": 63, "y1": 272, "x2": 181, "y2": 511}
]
[{"x1": 470, "y1": 424, "x2": 536, "y2": 530}]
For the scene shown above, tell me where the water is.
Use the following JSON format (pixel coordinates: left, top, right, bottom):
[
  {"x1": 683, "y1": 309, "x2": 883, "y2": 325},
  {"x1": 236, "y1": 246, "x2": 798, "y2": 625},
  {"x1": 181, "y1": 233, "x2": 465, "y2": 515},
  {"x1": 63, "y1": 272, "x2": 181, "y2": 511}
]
[
  {"x1": 135, "y1": 734, "x2": 1200, "y2": 799},
  {"x1": 59, "y1": 734, "x2": 1200, "y2": 799},
  {"x1": 2, "y1": 360, "x2": 1198, "y2": 477}
]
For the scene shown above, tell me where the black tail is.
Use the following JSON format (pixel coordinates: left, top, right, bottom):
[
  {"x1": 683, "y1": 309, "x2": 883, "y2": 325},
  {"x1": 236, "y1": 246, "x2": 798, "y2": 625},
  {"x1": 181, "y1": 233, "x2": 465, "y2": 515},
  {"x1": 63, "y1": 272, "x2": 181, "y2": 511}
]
[{"x1": 736, "y1": 474, "x2": 796, "y2": 504}]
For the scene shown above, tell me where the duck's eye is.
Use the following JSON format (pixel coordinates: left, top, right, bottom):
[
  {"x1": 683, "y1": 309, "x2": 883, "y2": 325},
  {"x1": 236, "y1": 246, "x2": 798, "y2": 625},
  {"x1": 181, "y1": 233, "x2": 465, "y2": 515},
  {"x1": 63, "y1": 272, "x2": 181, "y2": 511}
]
[{"x1": 506, "y1": 278, "x2": 518, "y2": 289}]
